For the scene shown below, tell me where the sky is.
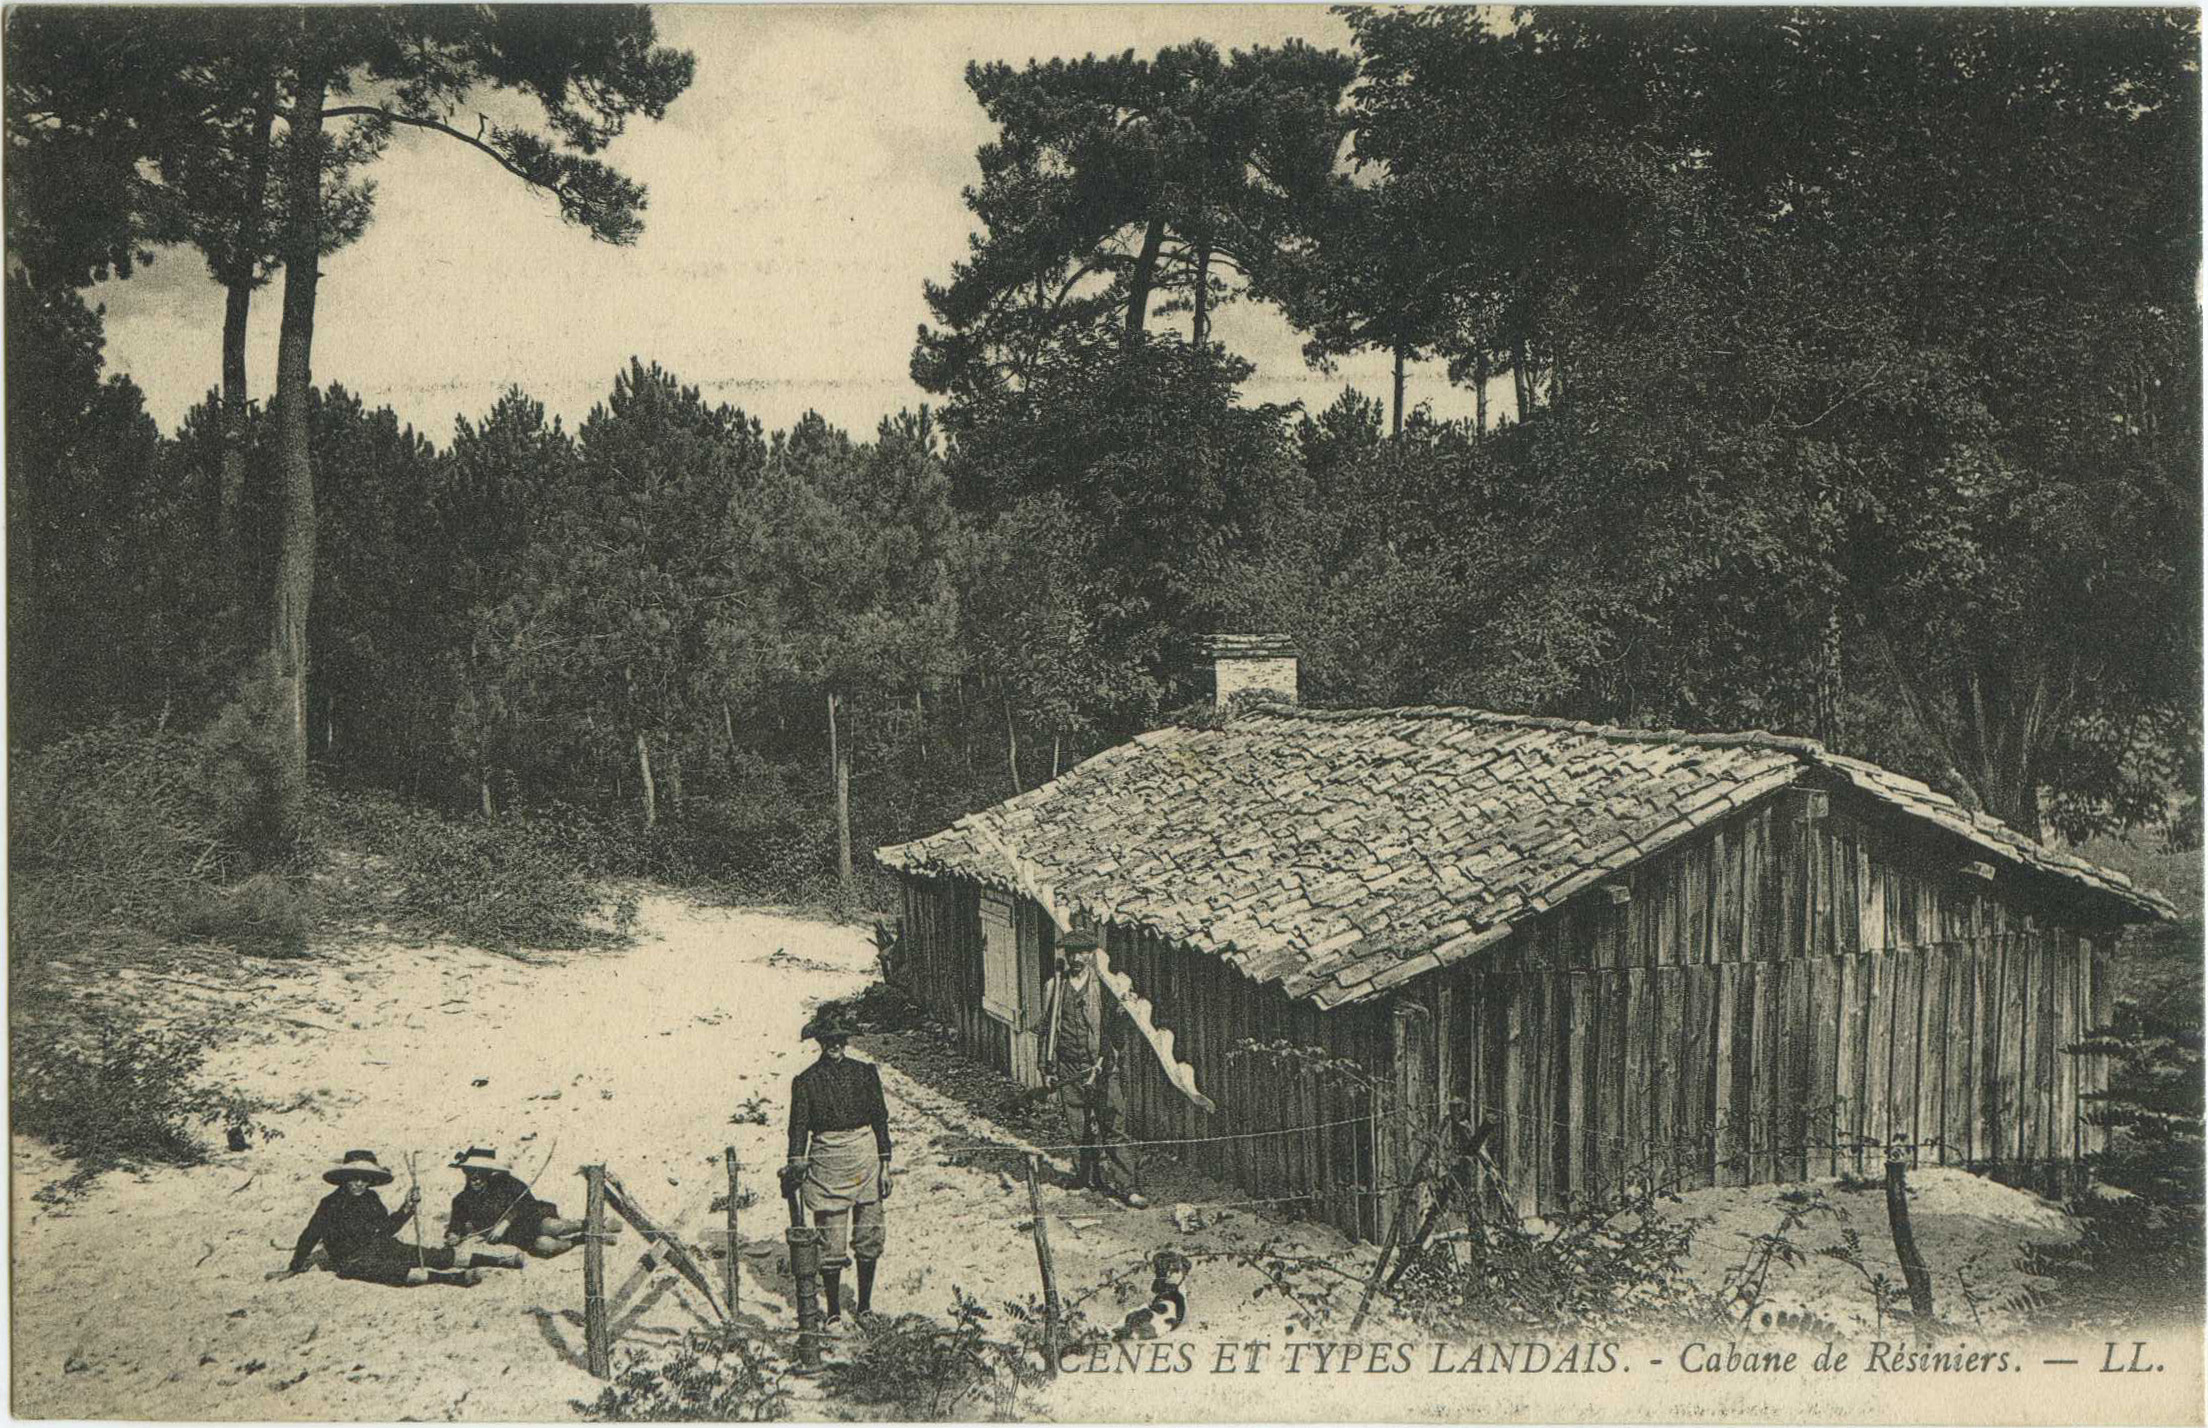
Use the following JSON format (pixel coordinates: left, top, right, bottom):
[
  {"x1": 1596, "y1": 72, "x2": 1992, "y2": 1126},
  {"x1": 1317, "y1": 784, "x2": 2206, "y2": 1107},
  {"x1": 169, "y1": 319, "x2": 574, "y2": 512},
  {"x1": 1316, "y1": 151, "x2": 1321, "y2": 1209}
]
[{"x1": 87, "y1": 4, "x2": 1447, "y2": 446}]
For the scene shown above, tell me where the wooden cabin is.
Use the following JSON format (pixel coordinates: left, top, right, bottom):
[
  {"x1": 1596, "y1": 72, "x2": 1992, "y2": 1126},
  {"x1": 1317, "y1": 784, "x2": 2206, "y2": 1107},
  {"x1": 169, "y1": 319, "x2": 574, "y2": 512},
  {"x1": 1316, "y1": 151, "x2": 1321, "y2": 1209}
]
[{"x1": 876, "y1": 638, "x2": 2176, "y2": 1242}]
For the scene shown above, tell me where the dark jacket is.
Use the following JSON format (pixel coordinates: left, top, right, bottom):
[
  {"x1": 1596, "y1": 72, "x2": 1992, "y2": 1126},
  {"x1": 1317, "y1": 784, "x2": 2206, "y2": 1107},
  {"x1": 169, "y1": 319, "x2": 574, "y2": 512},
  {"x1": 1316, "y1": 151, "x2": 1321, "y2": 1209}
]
[
  {"x1": 787, "y1": 1055, "x2": 892, "y2": 1161},
  {"x1": 290, "y1": 1187, "x2": 414, "y2": 1271},
  {"x1": 1050, "y1": 972, "x2": 1103, "y2": 1083},
  {"x1": 449, "y1": 1170, "x2": 553, "y2": 1240}
]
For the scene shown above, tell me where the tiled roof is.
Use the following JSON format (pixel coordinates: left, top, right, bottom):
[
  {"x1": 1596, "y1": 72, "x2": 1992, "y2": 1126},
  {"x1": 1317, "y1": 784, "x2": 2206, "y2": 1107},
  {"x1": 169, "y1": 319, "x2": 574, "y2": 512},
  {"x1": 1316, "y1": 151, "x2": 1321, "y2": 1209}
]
[{"x1": 877, "y1": 706, "x2": 2177, "y2": 1009}]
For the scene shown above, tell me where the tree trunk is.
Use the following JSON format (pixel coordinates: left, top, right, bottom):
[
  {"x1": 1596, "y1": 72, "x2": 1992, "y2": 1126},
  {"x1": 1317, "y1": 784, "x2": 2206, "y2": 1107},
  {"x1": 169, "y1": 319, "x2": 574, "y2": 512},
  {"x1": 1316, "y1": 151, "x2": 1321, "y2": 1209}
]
[
  {"x1": 1512, "y1": 334, "x2": 1531, "y2": 420},
  {"x1": 1391, "y1": 343, "x2": 1407, "y2": 439},
  {"x1": 1123, "y1": 216, "x2": 1166, "y2": 344},
  {"x1": 1474, "y1": 349, "x2": 1489, "y2": 435},
  {"x1": 269, "y1": 47, "x2": 330, "y2": 834},
  {"x1": 481, "y1": 777, "x2": 494, "y2": 821},
  {"x1": 1192, "y1": 240, "x2": 1211, "y2": 346},
  {"x1": 723, "y1": 701, "x2": 735, "y2": 749},
  {"x1": 666, "y1": 747, "x2": 684, "y2": 812},
  {"x1": 217, "y1": 90, "x2": 279, "y2": 619},
  {"x1": 635, "y1": 729, "x2": 657, "y2": 829},
  {"x1": 1004, "y1": 688, "x2": 1022, "y2": 794},
  {"x1": 1812, "y1": 604, "x2": 1844, "y2": 750},
  {"x1": 1052, "y1": 729, "x2": 1062, "y2": 781},
  {"x1": 828, "y1": 692, "x2": 852, "y2": 888}
]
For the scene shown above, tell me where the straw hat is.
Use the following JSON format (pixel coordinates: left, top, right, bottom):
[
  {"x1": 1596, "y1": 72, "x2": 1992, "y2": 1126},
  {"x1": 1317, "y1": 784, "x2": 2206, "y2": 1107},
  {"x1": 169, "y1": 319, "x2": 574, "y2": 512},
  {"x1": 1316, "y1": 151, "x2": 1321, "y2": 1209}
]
[
  {"x1": 802, "y1": 1009, "x2": 860, "y2": 1041},
  {"x1": 323, "y1": 1149, "x2": 395, "y2": 1186},
  {"x1": 449, "y1": 1146, "x2": 511, "y2": 1176}
]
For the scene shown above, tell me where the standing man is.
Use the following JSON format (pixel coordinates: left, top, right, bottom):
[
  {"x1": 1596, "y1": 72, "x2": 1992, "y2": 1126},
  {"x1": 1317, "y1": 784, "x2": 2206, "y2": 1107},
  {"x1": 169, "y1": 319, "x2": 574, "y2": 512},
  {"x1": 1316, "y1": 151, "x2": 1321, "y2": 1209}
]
[
  {"x1": 780, "y1": 1009, "x2": 891, "y2": 1327},
  {"x1": 1044, "y1": 929, "x2": 1149, "y2": 1209}
]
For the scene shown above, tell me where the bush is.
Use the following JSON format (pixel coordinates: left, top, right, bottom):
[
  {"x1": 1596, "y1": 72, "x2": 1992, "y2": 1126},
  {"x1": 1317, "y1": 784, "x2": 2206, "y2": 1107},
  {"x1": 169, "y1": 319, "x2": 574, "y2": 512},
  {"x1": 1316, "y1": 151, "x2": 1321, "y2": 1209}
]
[
  {"x1": 173, "y1": 871, "x2": 317, "y2": 957},
  {"x1": 194, "y1": 658, "x2": 306, "y2": 862},
  {"x1": 576, "y1": 1325, "x2": 791, "y2": 1421},
  {"x1": 318, "y1": 788, "x2": 638, "y2": 953},
  {"x1": 10, "y1": 720, "x2": 250, "y2": 945},
  {"x1": 1390, "y1": 1170, "x2": 1704, "y2": 1335},
  {"x1": 12, "y1": 1009, "x2": 283, "y2": 1197},
  {"x1": 827, "y1": 1289, "x2": 1086, "y2": 1421}
]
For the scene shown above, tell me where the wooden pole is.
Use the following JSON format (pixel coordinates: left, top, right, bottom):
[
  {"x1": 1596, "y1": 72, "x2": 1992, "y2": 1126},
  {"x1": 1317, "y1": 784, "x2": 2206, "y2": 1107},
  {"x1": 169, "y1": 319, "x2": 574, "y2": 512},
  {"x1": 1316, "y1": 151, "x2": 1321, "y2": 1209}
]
[
  {"x1": 1883, "y1": 1148, "x2": 1936, "y2": 1334},
  {"x1": 829, "y1": 692, "x2": 852, "y2": 888},
  {"x1": 582, "y1": 1165, "x2": 612, "y2": 1379},
  {"x1": 1351, "y1": 1118, "x2": 1446, "y2": 1334},
  {"x1": 1024, "y1": 1155, "x2": 1062, "y2": 1377},
  {"x1": 785, "y1": 1180, "x2": 824, "y2": 1368},
  {"x1": 723, "y1": 1147, "x2": 742, "y2": 1318}
]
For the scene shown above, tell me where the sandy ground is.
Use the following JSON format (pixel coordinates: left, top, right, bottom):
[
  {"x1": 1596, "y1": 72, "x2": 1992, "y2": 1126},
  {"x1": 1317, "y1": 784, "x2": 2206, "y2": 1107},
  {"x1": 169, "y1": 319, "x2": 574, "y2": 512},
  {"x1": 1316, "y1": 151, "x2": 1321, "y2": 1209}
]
[
  {"x1": 12, "y1": 895, "x2": 2154, "y2": 1423},
  {"x1": 10, "y1": 895, "x2": 1399, "y2": 1422}
]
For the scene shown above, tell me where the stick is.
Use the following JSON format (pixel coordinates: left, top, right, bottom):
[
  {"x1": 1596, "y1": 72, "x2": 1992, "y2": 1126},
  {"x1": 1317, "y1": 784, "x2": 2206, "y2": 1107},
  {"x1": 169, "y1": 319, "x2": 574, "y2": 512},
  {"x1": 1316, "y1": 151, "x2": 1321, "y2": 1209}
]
[
  {"x1": 1388, "y1": 1121, "x2": 1493, "y2": 1290},
  {"x1": 1883, "y1": 1148, "x2": 1936, "y2": 1335},
  {"x1": 406, "y1": 1153, "x2": 425, "y2": 1268},
  {"x1": 723, "y1": 1147, "x2": 742, "y2": 1318},
  {"x1": 601, "y1": 1171, "x2": 724, "y2": 1320},
  {"x1": 479, "y1": 1138, "x2": 561, "y2": 1243},
  {"x1": 1350, "y1": 1119, "x2": 1446, "y2": 1334},
  {"x1": 1024, "y1": 1155, "x2": 1062, "y2": 1377},
  {"x1": 582, "y1": 1166, "x2": 612, "y2": 1380}
]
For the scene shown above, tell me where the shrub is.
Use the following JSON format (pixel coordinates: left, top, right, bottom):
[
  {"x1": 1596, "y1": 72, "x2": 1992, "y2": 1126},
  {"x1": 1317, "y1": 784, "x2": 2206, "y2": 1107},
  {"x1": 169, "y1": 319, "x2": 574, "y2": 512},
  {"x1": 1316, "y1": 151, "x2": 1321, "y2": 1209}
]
[
  {"x1": 10, "y1": 720, "x2": 251, "y2": 945},
  {"x1": 318, "y1": 788, "x2": 638, "y2": 952},
  {"x1": 194, "y1": 658, "x2": 306, "y2": 862},
  {"x1": 1390, "y1": 1169, "x2": 1703, "y2": 1335},
  {"x1": 827, "y1": 1289, "x2": 1087, "y2": 1421},
  {"x1": 172, "y1": 871, "x2": 316, "y2": 957},
  {"x1": 2077, "y1": 993, "x2": 2206, "y2": 1208},
  {"x1": 12, "y1": 1009, "x2": 283, "y2": 1197},
  {"x1": 576, "y1": 1325, "x2": 791, "y2": 1421}
]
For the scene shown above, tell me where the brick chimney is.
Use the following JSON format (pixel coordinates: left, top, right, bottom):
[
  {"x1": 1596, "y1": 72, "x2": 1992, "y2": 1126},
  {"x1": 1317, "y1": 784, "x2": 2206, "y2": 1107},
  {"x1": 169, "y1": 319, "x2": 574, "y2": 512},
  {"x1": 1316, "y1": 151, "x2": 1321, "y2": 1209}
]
[{"x1": 1197, "y1": 633, "x2": 1300, "y2": 708}]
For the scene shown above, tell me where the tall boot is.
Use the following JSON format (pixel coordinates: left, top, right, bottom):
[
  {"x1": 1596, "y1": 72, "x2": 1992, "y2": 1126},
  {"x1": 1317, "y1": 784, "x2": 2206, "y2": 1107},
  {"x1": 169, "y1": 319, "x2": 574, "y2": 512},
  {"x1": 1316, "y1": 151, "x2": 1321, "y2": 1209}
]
[
  {"x1": 856, "y1": 1258, "x2": 877, "y2": 1315},
  {"x1": 821, "y1": 1268, "x2": 844, "y2": 1323}
]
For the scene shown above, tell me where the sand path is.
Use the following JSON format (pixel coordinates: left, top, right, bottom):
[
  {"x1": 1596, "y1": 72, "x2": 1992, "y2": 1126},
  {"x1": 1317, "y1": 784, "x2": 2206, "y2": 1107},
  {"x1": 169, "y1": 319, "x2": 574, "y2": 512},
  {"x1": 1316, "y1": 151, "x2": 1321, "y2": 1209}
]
[{"x1": 10, "y1": 895, "x2": 1387, "y2": 1421}]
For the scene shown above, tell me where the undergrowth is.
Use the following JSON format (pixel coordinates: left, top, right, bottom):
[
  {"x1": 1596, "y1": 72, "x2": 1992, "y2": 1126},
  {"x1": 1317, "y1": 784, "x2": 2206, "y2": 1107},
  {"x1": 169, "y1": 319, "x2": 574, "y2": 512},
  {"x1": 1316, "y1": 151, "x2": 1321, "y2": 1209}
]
[
  {"x1": 577, "y1": 1324, "x2": 792, "y2": 1421},
  {"x1": 12, "y1": 1009, "x2": 286, "y2": 1200},
  {"x1": 828, "y1": 1289, "x2": 1100, "y2": 1421},
  {"x1": 317, "y1": 787, "x2": 638, "y2": 953}
]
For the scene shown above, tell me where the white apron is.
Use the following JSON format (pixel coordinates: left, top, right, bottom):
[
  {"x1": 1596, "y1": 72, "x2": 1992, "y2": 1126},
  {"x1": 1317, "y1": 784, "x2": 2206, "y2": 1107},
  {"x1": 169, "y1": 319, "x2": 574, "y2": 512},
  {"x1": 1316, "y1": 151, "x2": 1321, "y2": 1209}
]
[{"x1": 800, "y1": 1126, "x2": 882, "y2": 1212}]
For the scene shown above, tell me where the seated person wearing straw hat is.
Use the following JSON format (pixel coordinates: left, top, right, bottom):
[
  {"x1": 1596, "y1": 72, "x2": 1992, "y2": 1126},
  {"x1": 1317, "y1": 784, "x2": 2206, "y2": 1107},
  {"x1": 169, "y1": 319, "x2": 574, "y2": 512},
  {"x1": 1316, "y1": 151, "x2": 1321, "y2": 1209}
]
[
  {"x1": 446, "y1": 1146, "x2": 600, "y2": 1258},
  {"x1": 282, "y1": 1149, "x2": 521, "y2": 1287},
  {"x1": 779, "y1": 1009, "x2": 891, "y2": 1327}
]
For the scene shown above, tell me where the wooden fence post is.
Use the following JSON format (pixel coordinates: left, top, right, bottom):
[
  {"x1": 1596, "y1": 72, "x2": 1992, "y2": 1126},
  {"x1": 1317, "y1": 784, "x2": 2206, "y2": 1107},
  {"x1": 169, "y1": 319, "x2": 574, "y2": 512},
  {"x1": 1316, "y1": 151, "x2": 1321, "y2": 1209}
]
[
  {"x1": 582, "y1": 1165, "x2": 612, "y2": 1380},
  {"x1": 1883, "y1": 1146, "x2": 1936, "y2": 1335},
  {"x1": 1383, "y1": 1001, "x2": 1434, "y2": 1242},
  {"x1": 1024, "y1": 1155, "x2": 1062, "y2": 1376},
  {"x1": 723, "y1": 1147, "x2": 742, "y2": 1318}
]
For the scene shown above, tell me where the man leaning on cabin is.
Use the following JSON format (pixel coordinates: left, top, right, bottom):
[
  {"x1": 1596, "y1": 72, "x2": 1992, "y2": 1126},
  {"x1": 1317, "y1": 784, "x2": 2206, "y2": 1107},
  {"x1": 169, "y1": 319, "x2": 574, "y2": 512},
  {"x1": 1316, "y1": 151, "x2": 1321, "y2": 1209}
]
[{"x1": 1045, "y1": 929, "x2": 1150, "y2": 1209}]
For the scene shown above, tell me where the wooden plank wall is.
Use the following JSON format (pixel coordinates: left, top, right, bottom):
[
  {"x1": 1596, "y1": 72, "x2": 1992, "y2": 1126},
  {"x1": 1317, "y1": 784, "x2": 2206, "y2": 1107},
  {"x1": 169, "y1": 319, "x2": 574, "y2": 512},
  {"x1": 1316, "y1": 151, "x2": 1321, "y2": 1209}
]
[
  {"x1": 1431, "y1": 798, "x2": 2118, "y2": 1217},
  {"x1": 1103, "y1": 924, "x2": 1393, "y2": 1241},
  {"x1": 895, "y1": 875, "x2": 1013, "y2": 1078},
  {"x1": 895, "y1": 874, "x2": 1393, "y2": 1239}
]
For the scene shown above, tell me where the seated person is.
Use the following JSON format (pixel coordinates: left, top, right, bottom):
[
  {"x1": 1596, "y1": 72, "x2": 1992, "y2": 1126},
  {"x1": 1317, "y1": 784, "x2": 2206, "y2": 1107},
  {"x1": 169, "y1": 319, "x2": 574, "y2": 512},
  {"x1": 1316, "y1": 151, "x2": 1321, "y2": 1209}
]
[
  {"x1": 446, "y1": 1146, "x2": 598, "y2": 1257},
  {"x1": 284, "y1": 1149, "x2": 520, "y2": 1287}
]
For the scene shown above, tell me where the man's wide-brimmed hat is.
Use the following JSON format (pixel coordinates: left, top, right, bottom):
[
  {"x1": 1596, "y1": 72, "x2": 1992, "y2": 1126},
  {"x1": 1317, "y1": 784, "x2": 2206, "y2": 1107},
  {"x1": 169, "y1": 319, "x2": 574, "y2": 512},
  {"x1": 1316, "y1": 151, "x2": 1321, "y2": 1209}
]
[
  {"x1": 450, "y1": 1146, "x2": 511, "y2": 1176},
  {"x1": 802, "y1": 1009, "x2": 860, "y2": 1041},
  {"x1": 324, "y1": 1148, "x2": 395, "y2": 1186},
  {"x1": 1058, "y1": 928, "x2": 1100, "y2": 953}
]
